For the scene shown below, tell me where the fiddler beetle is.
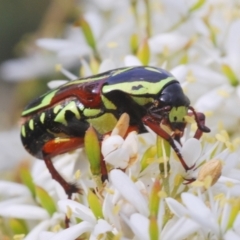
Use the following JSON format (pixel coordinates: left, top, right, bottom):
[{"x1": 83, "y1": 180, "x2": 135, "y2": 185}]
[{"x1": 20, "y1": 66, "x2": 210, "y2": 197}]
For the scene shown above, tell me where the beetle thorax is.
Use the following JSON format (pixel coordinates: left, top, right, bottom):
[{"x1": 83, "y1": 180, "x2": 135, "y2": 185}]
[{"x1": 159, "y1": 82, "x2": 190, "y2": 107}]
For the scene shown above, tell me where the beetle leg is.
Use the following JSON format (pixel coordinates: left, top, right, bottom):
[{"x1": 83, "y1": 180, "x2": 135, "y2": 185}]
[
  {"x1": 99, "y1": 145, "x2": 108, "y2": 182},
  {"x1": 188, "y1": 107, "x2": 210, "y2": 139},
  {"x1": 142, "y1": 116, "x2": 194, "y2": 171},
  {"x1": 42, "y1": 137, "x2": 84, "y2": 199},
  {"x1": 183, "y1": 177, "x2": 196, "y2": 185}
]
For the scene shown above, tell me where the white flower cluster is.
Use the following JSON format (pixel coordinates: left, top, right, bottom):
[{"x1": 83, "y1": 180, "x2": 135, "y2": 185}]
[
  {"x1": 0, "y1": 118, "x2": 240, "y2": 239},
  {"x1": 1, "y1": 0, "x2": 240, "y2": 239}
]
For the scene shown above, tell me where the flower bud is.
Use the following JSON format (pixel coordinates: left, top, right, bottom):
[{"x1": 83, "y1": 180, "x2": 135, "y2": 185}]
[{"x1": 197, "y1": 159, "x2": 222, "y2": 188}]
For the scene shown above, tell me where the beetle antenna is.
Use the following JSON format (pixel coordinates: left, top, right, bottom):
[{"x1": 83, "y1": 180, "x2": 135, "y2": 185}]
[
  {"x1": 148, "y1": 106, "x2": 170, "y2": 120},
  {"x1": 150, "y1": 106, "x2": 171, "y2": 114},
  {"x1": 189, "y1": 106, "x2": 210, "y2": 132}
]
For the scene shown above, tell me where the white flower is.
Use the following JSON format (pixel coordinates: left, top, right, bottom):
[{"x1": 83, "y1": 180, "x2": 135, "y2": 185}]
[
  {"x1": 149, "y1": 33, "x2": 189, "y2": 56},
  {"x1": 102, "y1": 132, "x2": 138, "y2": 169},
  {"x1": 36, "y1": 26, "x2": 92, "y2": 61},
  {"x1": 109, "y1": 169, "x2": 149, "y2": 216},
  {"x1": 1, "y1": 1, "x2": 240, "y2": 239},
  {"x1": 165, "y1": 190, "x2": 240, "y2": 239},
  {"x1": 0, "y1": 54, "x2": 58, "y2": 81}
]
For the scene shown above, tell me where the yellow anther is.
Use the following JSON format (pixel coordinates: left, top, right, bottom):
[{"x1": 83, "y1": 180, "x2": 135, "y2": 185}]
[
  {"x1": 55, "y1": 64, "x2": 62, "y2": 72},
  {"x1": 89, "y1": 57, "x2": 99, "y2": 74},
  {"x1": 105, "y1": 188, "x2": 115, "y2": 194},
  {"x1": 74, "y1": 170, "x2": 81, "y2": 180},
  {"x1": 226, "y1": 141, "x2": 236, "y2": 152},
  {"x1": 186, "y1": 70, "x2": 196, "y2": 83},
  {"x1": 204, "y1": 111, "x2": 213, "y2": 117},
  {"x1": 113, "y1": 205, "x2": 120, "y2": 215},
  {"x1": 184, "y1": 115, "x2": 195, "y2": 124},
  {"x1": 191, "y1": 180, "x2": 204, "y2": 187},
  {"x1": 217, "y1": 89, "x2": 229, "y2": 98},
  {"x1": 66, "y1": 205, "x2": 72, "y2": 219},
  {"x1": 112, "y1": 233, "x2": 122, "y2": 240},
  {"x1": 163, "y1": 46, "x2": 170, "y2": 57},
  {"x1": 215, "y1": 133, "x2": 227, "y2": 143},
  {"x1": 203, "y1": 135, "x2": 216, "y2": 143},
  {"x1": 220, "y1": 130, "x2": 229, "y2": 141},
  {"x1": 203, "y1": 175, "x2": 213, "y2": 189},
  {"x1": 226, "y1": 181, "x2": 234, "y2": 188},
  {"x1": 13, "y1": 234, "x2": 25, "y2": 240},
  {"x1": 214, "y1": 193, "x2": 225, "y2": 201},
  {"x1": 233, "y1": 138, "x2": 240, "y2": 146},
  {"x1": 52, "y1": 224, "x2": 61, "y2": 232},
  {"x1": 191, "y1": 123, "x2": 197, "y2": 132},
  {"x1": 174, "y1": 174, "x2": 183, "y2": 186},
  {"x1": 211, "y1": 26, "x2": 220, "y2": 35},
  {"x1": 217, "y1": 121, "x2": 225, "y2": 131},
  {"x1": 107, "y1": 42, "x2": 118, "y2": 48},
  {"x1": 138, "y1": 135, "x2": 147, "y2": 145}
]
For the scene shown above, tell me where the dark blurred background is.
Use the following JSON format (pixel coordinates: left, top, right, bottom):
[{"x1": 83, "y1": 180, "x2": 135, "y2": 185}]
[{"x1": 0, "y1": 0, "x2": 75, "y2": 130}]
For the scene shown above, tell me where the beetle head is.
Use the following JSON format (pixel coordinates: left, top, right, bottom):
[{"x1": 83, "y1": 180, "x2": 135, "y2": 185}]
[
  {"x1": 158, "y1": 82, "x2": 190, "y2": 131},
  {"x1": 168, "y1": 106, "x2": 188, "y2": 131}
]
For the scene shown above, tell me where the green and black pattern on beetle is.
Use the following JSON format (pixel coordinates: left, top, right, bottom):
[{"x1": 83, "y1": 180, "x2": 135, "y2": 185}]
[{"x1": 20, "y1": 66, "x2": 210, "y2": 197}]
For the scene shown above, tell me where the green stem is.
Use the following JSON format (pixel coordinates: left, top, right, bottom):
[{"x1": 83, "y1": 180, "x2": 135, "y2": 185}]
[{"x1": 144, "y1": 0, "x2": 151, "y2": 37}]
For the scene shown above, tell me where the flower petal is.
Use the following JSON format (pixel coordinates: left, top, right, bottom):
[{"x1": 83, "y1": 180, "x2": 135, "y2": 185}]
[
  {"x1": 181, "y1": 138, "x2": 201, "y2": 167},
  {"x1": 161, "y1": 217, "x2": 200, "y2": 240},
  {"x1": 91, "y1": 219, "x2": 112, "y2": 236},
  {"x1": 47, "y1": 80, "x2": 68, "y2": 89},
  {"x1": 124, "y1": 55, "x2": 142, "y2": 66},
  {"x1": 122, "y1": 131, "x2": 138, "y2": 157},
  {"x1": 224, "y1": 230, "x2": 240, "y2": 240},
  {"x1": 0, "y1": 204, "x2": 49, "y2": 220},
  {"x1": 102, "y1": 193, "x2": 121, "y2": 230},
  {"x1": 101, "y1": 135, "x2": 124, "y2": 157},
  {"x1": 0, "y1": 181, "x2": 31, "y2": 198},
  {"x1": 98, "y1": 59, "x2": 116, "y2": 73},
  {"x1": 58, "y1": 199, "x2": 96, "y2": 224},
  {"x1": 181, "y1": 193, "x2": 219, "y2": 234},
  {"x1": 25, "y1": 213, "x2": 63, "y2": 240},
  {"x1": 110, "y1": 169, "x2": 149, "y2": 216},
  {"x1": 127, "y1": 213, "x2": 150, "y2": 240},
  {"x1": 104, "y1": 148, "x2": 130, "y2": 168},
  {"x1": 49, "y1": 221, "x2": 93, "y2": 240},
  {"x1": 165, "y1": 198, "x2": 188, "y2": 218},
  {"x1": 148, "y1": 33, "x2": 188, "y2": 54}
]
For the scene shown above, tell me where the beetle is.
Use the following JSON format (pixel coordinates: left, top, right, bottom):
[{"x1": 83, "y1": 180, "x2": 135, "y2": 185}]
[{"x1": 20, "y1": 66, "x2": 210, "y2": 197}]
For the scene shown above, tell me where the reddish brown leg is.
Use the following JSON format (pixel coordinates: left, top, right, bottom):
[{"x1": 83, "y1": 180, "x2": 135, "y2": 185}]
[
  {"x1": 188, "y1": 107, "x2": 210, "y2": 139},
  {"x1": 142, "y1": 116, "x2": 194, "y2": 171},
  {"x1": 183, "y1": 177, "x2": 196, "y2": 185},
  {"x1": 42, "y1": 137, "x2": 84, "y2": 198}
]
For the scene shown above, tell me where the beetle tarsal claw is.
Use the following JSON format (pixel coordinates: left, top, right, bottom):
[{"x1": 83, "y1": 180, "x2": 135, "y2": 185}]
[{"x1": 200, "y1": 125, "x2": 211, "y2": 133}]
